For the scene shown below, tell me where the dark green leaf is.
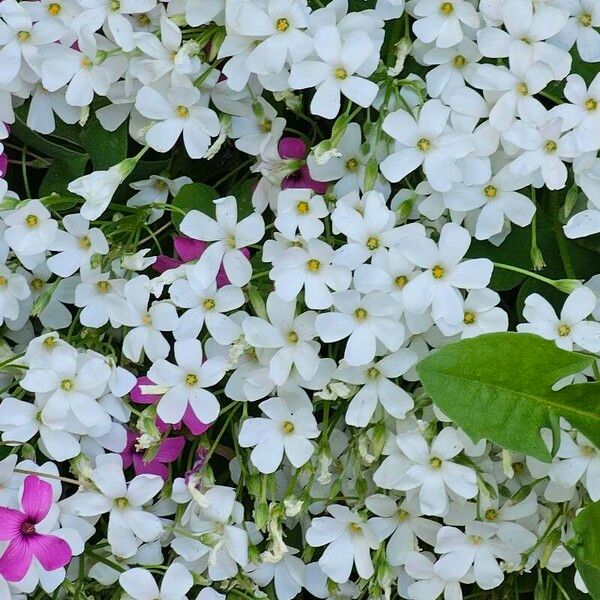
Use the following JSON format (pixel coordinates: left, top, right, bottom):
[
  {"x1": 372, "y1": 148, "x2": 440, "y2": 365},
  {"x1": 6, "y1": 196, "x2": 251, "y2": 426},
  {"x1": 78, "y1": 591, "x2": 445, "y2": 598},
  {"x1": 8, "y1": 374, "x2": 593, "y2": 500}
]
[
  {"x1": 39, "y1": 156, "x2": 88, "y2": 197},
  {"x1": 80, "y1": 113, "x2": 128, "y2": 170},
  {"x1": 569, "y1": 501, "x2": 600, "y2": 599},
  {"x1": 416, "y1": 332, "x2": 599, "y2": 461},
  {"x1": 171, "y1": 182, "x2": 219, "y2": 229}
]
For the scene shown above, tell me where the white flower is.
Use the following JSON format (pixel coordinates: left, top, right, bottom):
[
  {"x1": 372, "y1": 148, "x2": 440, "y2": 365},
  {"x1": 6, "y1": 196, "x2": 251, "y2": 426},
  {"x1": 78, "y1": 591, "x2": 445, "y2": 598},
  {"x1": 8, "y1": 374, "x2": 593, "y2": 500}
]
[
  {"x1": 270, "y1": 238, "x2": 351, "y2": 309},
  {"x1": 517, "y1": 286, "x2": 600, "y2": 352},
  {"x1": 147, "y1": 338, "x2": 227, "y2": 425},
  {"x1": 180, "y1": 196, "x2": 265, "y2": 287},
  {"x1": 335, "y1": 349, "x2": 417, "y2": 426},
  {"x1": 289, "y1": 26, "x2": 378, "y2": 119},
  {"x1": 239, "y1": 396, "x2": 319, "y2": 473},
  {"x1": 127, "y1": 175, "x2": 192, "y2": 224},
  {"x1": 552, "y1": 0, "x2": 600, "y2": 63},
  {"x1": 404, "y1": 551, "x2": 465, "y2": 600},
  {"x1": 380, "y1": 100, "x2": 472, "y2": 192},
  {"x1": 274, "y1": 188, "x2": 328, "y2": 239},
  {"x1": 393, "y1": 428, "x2": 478, "y2": 516},
  {"x1": 242, "y1": 292, "x2": 320, "y2": 385},
  {"x1": 4, "y1": 199, "x2": 58, "y2": 256},
  {"x1": 230, "y1": 98, "x2": 286, "y2": 156},
  {"x1": 119, "y1": 563, "x2": 193, "y2": 600},
  {"x1": 306, "y1": 504, "x2": 379, "y2": 584},
  {"x1": 401, "y1": 222, "x2": 493, "y2": 325},
  {"x1": 74, "y1": 269, "x2": 126, "y2": 328},
  {"x1": 136, "y1": 86, "x2": 220, "y2": 159},
  {"x1": 247, "y1": 547, "x2": 305, "y2": 600},
  {"x1": 315, "y1": 290, "x2": 405, "y2": 366},
  {"x1": 64, "y1": 454, "x2": 163, "y2": 559},
  {"x1": 412, "y1": 0, "x2": 479, "y2": 48}
]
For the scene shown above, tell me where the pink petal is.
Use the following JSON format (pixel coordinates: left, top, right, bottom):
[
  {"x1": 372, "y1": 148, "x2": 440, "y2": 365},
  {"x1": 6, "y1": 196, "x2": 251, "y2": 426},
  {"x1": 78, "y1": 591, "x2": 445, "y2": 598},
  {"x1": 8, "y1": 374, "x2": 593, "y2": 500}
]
[
  {"x1": 130, "y1": 376, "x2": 161, "y2": 405},
  {"x1": 278, "y1": 137, "x2": 306, "y2": 159},
  {"x1": 174, "y1": 236, "x2": 208, "y2": 262},
  {"x1": 0, "y1": 538, "x2": 33, "y2": 582},
  {"x1": 0, "y1": 153, "x2": 7, "y2": 178},
  {"x1": 30, "y1": 534, "x2": 72, "y2": 572},
  {"x1": 282, "y1": 166, "x2": 328, "y2": 194},
  {"x1": 21, "y1": 476, "x2": 52, "y2": 523},
  {"x1": 152, "y1": 256, "x2": 183, "y2": 273},
  {"x1": 183, "y1": 405, "x2": 212, "y2": 435},
  {"x1": 120, "y1": 430, "x2": 136, "y2": 468},
  {"x1": 0, "y1": 508, "x2": 25, "y2": 540},
  {"x1": 155, "y1": 436, "x2": 185, "y2": 463},
  {"x1": 132, "y1": 454, "x2": 169, "y2": 480}
]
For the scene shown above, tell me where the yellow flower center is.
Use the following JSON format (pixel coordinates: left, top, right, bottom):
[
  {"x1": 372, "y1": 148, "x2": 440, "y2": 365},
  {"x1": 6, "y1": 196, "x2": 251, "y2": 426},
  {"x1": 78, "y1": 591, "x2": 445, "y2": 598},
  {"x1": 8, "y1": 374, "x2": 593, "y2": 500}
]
[
  {"x1": 463, "y1": 311, "x2": 476, "y2": 324},
  {"x1": 25, "y1": 214, "x2": 39, "y2": 228},
  {"x1": 453, "y1": 55, "x2": 466, "y2": 68},
  {"x1": 513, "y1": 461, "x2": 525, "y2": 474},
  {"x1": 516, "y1": 82, "x2": 529, "y2": 96},
  {"x1": 580, "y1": 13, "x2": 592, "y2": 26},
  {"x1": 545, "y1": 140, "x2": 558, "y2": 153},
  {"x1": 17, "y1": 31, "x2": 30, "y2": 42},
  {"x1": 137, "y1": 13, "x2": 150, "y2": 26},
  {"x1": 203, "y1": 298, "x2": 216, "y2": 310},
  {"x1": 109, "y1": 0, "x2": 120, "y2": 10},
  {"x1": 282, "y1": 420, "x2": 295, "y2": 433},
  {"x1": 430, "y1": 456, "x2": 442, "y2": 469},
  {"x1": 79, "y1": 236, "x2": 92, "y2": 249},
  {"x1": 395, "y1": 275, "x2": 408, "y2": 288},
  {"x1": 586, "y1": 98, "x2": 598, "y2": 111},
  {"x1": 366, "y1": 236, "x2": 379, "y2": 250},
  {"x1": 287, "y1": 331, "x2": 299, "y2": 344},
  {"x1": 141, "y1": 313, "x2": 152, "y2": 326},
  {"x1": 47, "y1": 2, "x2": 62, "y2": 15},
  {"x1": 485, "y1": 508, "x2": 498, "y2": 521},
  {"x1": 43, "y1": 336, "x2": 56, "y2": 349},
  {"x1": 81, "y1": 57, "x2": 93, "y2": 69},
  {"x1": 484, "y1": 185, "x2": 497, "y2": 198},
  {"x1": 470, "y1": 535, "x2": 483, "y2": 545},
  {"x1": 334, "y1": 67, "x2": 347, "y2": 80},
  {"x1": 440, "y1": 2, "x2": 453, "y2": 14},
  {"x1": 31, "y1": 278, "x2": 44, "y2": 291},
  {"x1": 0, "y1": 276, "x2": 6, "y2": 287},
  {"x1": 276, "y1": 17, "x2": 290, "y2": 31},
  {"x1": 306, "y1": 259, "x2": 321, "y2": 272},
  {"x1": 176, "y1": 105, "x2": 189, "y2": 118},
  {"x1": 557, "y1": 324, "x2": 571, "y2": 337},
  {"x1": 582, "y1": 445, "x2": 595, "y2": 457},
  {"x1": 60, "y1": 378, "x2": 74, "y2": 391},
  {"x1": 226, "y1": 234, "x2": 236, "y2": 249},
  {"x1": 345, "y1": 158, "x2": 358, "y2": 172},
  {"x1": 349, "y1": 522, "x2": 362, "y2": 533},
  {"x1": 115, "y1": 497, "x2": 129, "y2": 509},
  {"x1": 432, "y1": 265, "x2": 444, "y2": 279},
  {"x1": 260, "y1": 119, "x2": 272, "y2": 132},
  {"x1": 354, "y1": 307, "x2": 368, "y2": 321},
  {"x1": 154, "y1": 179, "x2": 168, "y2": 190},
  {"x1": 366, "y1": 366, "x2": 380, "y2": 379},
  {"x1": 296, "y1": 200, "x2": 310, "y2": 214},
  {"x1": 397, "y1": 509, "x2": 410, "y2": 522},
  {"x1": 96, "y1": 280, "x2": 110, "y2": 294},
  {"x1": 186, "y1": 373, "x2": 198, "y2": 386},
  {"x1": 417, "y1": 138, "x2": 431, "y2": 152}
]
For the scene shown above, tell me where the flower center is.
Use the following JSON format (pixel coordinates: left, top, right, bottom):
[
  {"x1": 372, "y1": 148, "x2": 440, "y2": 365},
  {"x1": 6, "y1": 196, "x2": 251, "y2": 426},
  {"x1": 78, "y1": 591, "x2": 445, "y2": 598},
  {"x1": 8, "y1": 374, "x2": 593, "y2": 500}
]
[
  {"x1": 21, "y1": 521, "x2": 36, "y2": 535},
  {"x1": 545, "y1": 140, "x2": 558, "y2": 153},
  {"x1": 516, "y1": 82, "x2": 529, "y2": 96},
  {"x1": 354, "y1": 307, "x2": 368, "y2": 321},
  {"x1": 154, "y1": 179, "x2": 167, "y2": 190},
  {"x1": 397, "y1": 509, "x2": 410, "y2": 522},
  {"x1": 203, "y1": 298, "x2": 216, "y2": 310},
  {"x1": 282, "y1": 420, "x2": 295, "y2": 433},
  {"x1": 349, "y1": 522, "x2": 362, "y2": 533},
  {"x1": 334, "y1": 67, "x2": 347, "y2": 80},
  {"x1": 79, "y1": 236, "x2": 91, "y2": 249},
  {"x1": 260, "y1": 119, "x2": 272, "y2": 132},
  {"x1": 276, "y1": 17, "x2": 290, "y2": 31},
  {"x1": 109, "y1": 0, "x2": 120, "y2": 10},
  {"x1": 586, "y1": 98, "x2": 598, "y2": 111},
  {"x1": 25, "y1": 214, "x2": 39, "y2": 228},
  {"x1": 296, "y1": 201, "x2": 309, "y2": 214},
  {"x1": 137, "y1": 13, "x2": 150, "y2": 25},
  {"x1": 416, "y1": 138, "x2": 431, "y2": 152},
  {"x1": 31, "y1": 278, "x2": 44, "y2": 291},
  {"x1": 43, "y1": 336, "x2": 56, "y2": 349},
  {"x1": 345, "y1": 158, "x2": 358, "y2": 172},
  {"x1": 186, "y1": 373, "x2": 198, "y2": 386},
  {"x1": 366, "y1": 236, "x2": 379, "y2": 250},
  {"x1": 470, "y1": 535, "x2": 483, "y2": 545},
  {"x1": 557, "y1": 324, "x2": 571, "y2": 337},
  {"x1": 176, "y1": 105, "x2": 189, "y2": 118},
  {"x1": 96, "y1": 280, "x2": 110, "y2": 293},
  {"x1": 432, "y1": 265, "x2": 444, "y2": 279},
  {"x1": 580, "y1": 13, "x2": 592, "y2": 26},
  {"x1": 60, "y1": 378, "x2": 74, "y2": 391},
  {"x1": 115, "y1": 497, "x2": 129, "y2": 509},
  {"x1": 17, "y1": 31, "x2": 30, "y2": 42},
  {"x1": 366, "y1": 366, "x2": 380, "y2": 379},
  {"x1": 81, "y1": 57, "x2": 93, "y2": 69},
  {"x1": 141, "y1": 313, "x2": 152, "y2": 326},
  {"x1": 306, "y1": 259, "x2": 321, "y2": 272},
  {"x1": 0, "y1": 276, "x2": 6, "y2": 287},
  {"x1": 226, "y1": 234, "x2": 236, "y2": 249},
  {"x1": 582, "y1": 445, "x2": 595, "y2": 457},
  {"x1": 453, "y1": 54, "x2": 466, "y2": 68},
  {"x1": 440, "y1": 2, "x2": 453, "y2": 14},
  {"x1": 513, "y1": 461, "x2": 525, "y2": 474},
  {"x1": 484, "y1": 185, "x2": 497, "y2": 198},
  {"x1": 463, "y1": 310, "x2": 476, "y2": 324},
  {"x1": 287, "y1": 331, "x2": 298, "y2": 343},
  {"x1": 430, "y1": 456, "x2": 442, "y2": 469},
  {"x1": 395, "y1": 275, "x2": 408, "y2": 288},
  {"x1": 48, "y1": 2, "x2": 62, "y2": 15},
  {"x1": 484, "y1": 508, "x2": 498, "y2": 521}
]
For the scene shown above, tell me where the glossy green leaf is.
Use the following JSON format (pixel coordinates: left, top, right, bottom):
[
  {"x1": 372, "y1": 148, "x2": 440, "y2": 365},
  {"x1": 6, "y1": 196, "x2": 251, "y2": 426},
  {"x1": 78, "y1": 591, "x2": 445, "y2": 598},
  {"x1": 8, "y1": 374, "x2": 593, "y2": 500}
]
[
  {"x1": 569, "y1": 501, "x2": 600, "y2": 599},
  {"x1": 171, "y1": 182, "x2": 219, "y2": 229},
  {"x1": 80, "y1": 114, "x2": 128, "y2": 170},
  {"x1": 416, "y1": 332, "x2": 599, "y2": 461}
]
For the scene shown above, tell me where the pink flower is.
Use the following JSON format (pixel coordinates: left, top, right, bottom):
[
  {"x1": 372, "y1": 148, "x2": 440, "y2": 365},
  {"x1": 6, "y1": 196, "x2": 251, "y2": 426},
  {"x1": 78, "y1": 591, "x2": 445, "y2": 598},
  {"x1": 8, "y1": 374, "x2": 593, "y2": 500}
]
[
  {"x1": 279, "y1": 137, "x2": 327, "y2": 194},
  {"x1": 0, "y1": 476, "x2": 72, "y2": 582},
  {"x1": 153, "y1": 235, "x2": 250, "y2": 287},
  {"x1": 130, "y1": 376, "x2": 212, "y2": 435},
  {"x1": 0, "y1": 153, "x2": 7, "y2": 178},
  {"x1": 121, "y1": 430, "x2": 185, "y2": 480}
]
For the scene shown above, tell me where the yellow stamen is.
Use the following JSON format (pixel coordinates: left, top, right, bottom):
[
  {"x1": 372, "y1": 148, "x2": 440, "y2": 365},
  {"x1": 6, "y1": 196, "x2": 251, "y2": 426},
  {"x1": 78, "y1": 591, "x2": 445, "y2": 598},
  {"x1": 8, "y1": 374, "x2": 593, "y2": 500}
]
[
  {"x1": 96, "y1": 281, "x2": 110, "y2": 293},
  {"x1": 296, "y1": 200, "x2": 309, "y2": 214},
  {"x1": 25, "y1": 214, "x2": 39, "y2": 228},
  {"x1": 580, "y1": 13, "x2": 592, "y2": 26},
  {"x1": 203, "y1": 298, "x2": 216, "y2": 310},
  {"x1": 60, "y1": 379, "x2": 74, "y2": 391},
  {"x1": 176, "y1": 106, "x2": 189, "y2": 118},
  {"x1": 586, "y1": 98, "x2": 598, "y2": 111},
  {"x1": 306, "y1": 259, "x2": 321, "y2": 272},
  {"x1": 186, "y1": 373, "x2": 198, "y2": 386},
  {"x1": 432, "y1": 265, "x2": 444, "y2": 279},
  {"x1": 282, "y1": 421, "x2": 295, "y2": 433},
  {"x1": 366, "y1": 236, "x2": 379, "y2": 250},
  {"x1": 47, "y1": 2, "x2": 62, "y2": 15},
  {"x1": 354, "y1": 307, "x2": 368, "y2": 321},
  {"x1": 276, "y1": 17, "x2": 290, "y2": 31},
  {"x1": 545, "y1": 140, "x2": 558, "y2": 153},
  {"x1": 287, "y1": 331, "x2": 298, "y2": 343},
  {"x1": 484, "y1": 185, "x2": 497, "y2": 198},
  {"x1": 17, "y1": 31, "x2": 30, "y2": 42},
  {"x1": 557, "y1": 324, "x2": 571, "y2": 337},
  {"x1": 334, "y1": 67, "x2": 347, "y2": 80},
  {"x1": 417, "y1": 138, "x2": 431, "y2": 152},
  {"x1": 463, "y1": 311, "x2": 476, "y2": 324}
]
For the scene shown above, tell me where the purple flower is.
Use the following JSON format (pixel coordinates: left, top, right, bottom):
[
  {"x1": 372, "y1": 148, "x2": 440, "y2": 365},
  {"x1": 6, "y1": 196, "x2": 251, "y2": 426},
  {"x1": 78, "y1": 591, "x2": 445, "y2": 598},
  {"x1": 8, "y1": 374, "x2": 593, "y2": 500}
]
[
  {"x1": 121, "y1": 430, "x2": 185, "y2": 480},
  {"x1": 279, "y1": 137, "x2": 328, "y2": 194},
  {"x1": 0, "y1": 153, "x2": 7, "y2": 178},
  {"x1": 0, "y1": 476, "x2": 72, "y2": 582}
]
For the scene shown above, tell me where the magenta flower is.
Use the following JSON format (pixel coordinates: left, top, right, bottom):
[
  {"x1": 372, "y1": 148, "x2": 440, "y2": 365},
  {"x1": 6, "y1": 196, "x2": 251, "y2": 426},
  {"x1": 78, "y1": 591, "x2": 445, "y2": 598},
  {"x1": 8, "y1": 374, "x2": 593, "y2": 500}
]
[
  {"x1": 279, "y1": 137, "x2": 328, "y2": 194},
  {"x1": 0, "y1": 153, "x2": 7, "y2": 178},
  {"x1": 153, "y1": 235, "x2": 250, "y2": 287},
  {"x1": 0, "y1": 476, "x2": 71, "y2": 582},
  {"x1": 131, "y1": 376, "x2": 212, "y2": 435},
  {"x1": 121, "y1": 429, "x2": 185, "y2": 480}
]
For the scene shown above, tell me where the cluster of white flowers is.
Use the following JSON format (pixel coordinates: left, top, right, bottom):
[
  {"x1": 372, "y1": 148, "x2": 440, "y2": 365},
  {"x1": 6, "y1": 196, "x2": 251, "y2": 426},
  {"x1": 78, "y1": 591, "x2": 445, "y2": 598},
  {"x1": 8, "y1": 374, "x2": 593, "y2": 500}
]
[{"x1": 0, "y1": 0, "x2": 598, "y2": 597}]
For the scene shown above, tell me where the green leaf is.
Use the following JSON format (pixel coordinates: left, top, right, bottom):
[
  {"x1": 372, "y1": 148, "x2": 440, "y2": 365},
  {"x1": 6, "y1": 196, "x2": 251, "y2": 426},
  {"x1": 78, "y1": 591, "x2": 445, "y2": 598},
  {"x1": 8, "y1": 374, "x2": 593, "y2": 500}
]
[
  {"x1": 416, "y1": 332, "x2": 599, "y2": 461},
  {"x1": 569, "y1": 501, "x2": 600, "y2": 599},
  {"x1": 171, "y1": 182, "x2": 218, "y2": 229},
  {"x1": 80, "y1": 113, "x2": 128, "y2": 170},
  {"x1": 39, "y1": 156, "x2": 88, "y2": 197}
]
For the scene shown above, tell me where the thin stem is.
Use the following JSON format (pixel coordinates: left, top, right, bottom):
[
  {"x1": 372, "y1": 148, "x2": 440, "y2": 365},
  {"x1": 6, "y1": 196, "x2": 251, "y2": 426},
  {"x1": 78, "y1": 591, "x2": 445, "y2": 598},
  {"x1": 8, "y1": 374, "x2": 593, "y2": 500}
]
[
  {"x1": 14, "y1": 468, "x2": 81, "y2": 486},
  {"x1": 493, "y1": 262, "x2": 565, "y2": 290},
  {"x1": 21, "y1": 145, "x2": 31, "y2": 199}
]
